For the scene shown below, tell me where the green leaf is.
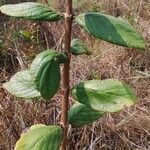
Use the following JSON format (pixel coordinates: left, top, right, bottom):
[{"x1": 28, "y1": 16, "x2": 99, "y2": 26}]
[
  {"x1": 30, "y1": 124, "x2": 46, "y2": 130},
  {"x1": 69, "y1": 102, "x2": 103, "y2": 127},
  {"x1": 76, "y1": 12, "x2": 145, "y2": 49},
  {"x1": 15, "y1": 124, "x2": 63, "y2": 150},
  {"x1": 38, "y1": 59, "x2": 60, "y2": 100},
  {"x1": 72, "y1": 79, "x2": 137, "y2": 112},
  {"x1": 30, "y1": 50, "x2": 67, "y2": 79},
  {"x1": 30, "y1": 50, "x2": 66, "y2": 100},
  {"x1": 30, "y1": 50, "x2": 58, "y2": 79},
  {"x1": 3, "y1": 70, "x2": 40, "y2": 99},
  {"x1": 71, "y1": 39, "x2": 91, "y2": 55},
  {"x1": 0, "y1": 2, "x2": 62, "y2": 22}
]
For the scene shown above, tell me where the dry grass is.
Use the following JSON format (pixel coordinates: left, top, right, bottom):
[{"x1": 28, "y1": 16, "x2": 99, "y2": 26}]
[{"x1": 0, "y1": 0, "x2": 150, "y2": 150}]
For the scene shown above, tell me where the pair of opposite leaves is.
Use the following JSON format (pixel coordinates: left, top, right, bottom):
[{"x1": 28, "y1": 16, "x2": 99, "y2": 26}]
[{"x1": 3, "y1": 52, "x2": 137, "y2": 127}]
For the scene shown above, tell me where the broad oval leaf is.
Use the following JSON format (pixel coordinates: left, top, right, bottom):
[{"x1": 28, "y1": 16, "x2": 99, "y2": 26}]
[
  {"x1": 30, "y1": 50, "x2": 57, "y2": 79},
  {"x1": 71, "y1": 39, "x2": 91, "y2": 55},
  {"x1": 3, "y1": 70, "x2": 40, "y2": 99},
  {"x1": 69, "y1": 102, "x2": 103, "y2": 127},
  {"x1": 38, "y1": 59, "x2": 60, "y2": 100},
  {"x1": 30, "y1": 50, "x2": 67, "y2": 79},
  {"x1": 15, "y1": 124, "x2": 63, "y2": 150},
  {"x1": 76, "y1": 12, "x2": 145, "y2": 49},
  {"x1": 72, "y1": 79, "x2": 137, "y2": 112},
  {"x1": 30, "y1": 50, "x2": 66, "y2": 100},
  {"x1": 0, "y1": 2, "x2": 62, "y2": 22}
]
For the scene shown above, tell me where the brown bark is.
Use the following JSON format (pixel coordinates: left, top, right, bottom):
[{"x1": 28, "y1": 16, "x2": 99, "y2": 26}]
[{"x1": 60, "y1": 0, "x2": 73, "y2": 150}]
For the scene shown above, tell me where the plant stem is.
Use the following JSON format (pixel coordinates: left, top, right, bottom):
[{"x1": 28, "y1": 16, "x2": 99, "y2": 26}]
[{"x1": 60, "y1": 0, "x2": 73, "y2": 150}]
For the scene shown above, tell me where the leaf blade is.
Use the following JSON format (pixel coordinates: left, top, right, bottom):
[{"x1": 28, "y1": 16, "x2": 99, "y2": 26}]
[
  {"x1": 0, "y1": 2, "x2": 62, "y2": 22},
  {"x1": 39, "y1": 59, "x2": 61, "y2": 100},
  {"x1": 3, "y1": 70, "x2": 40, "y2": 99},
  {"x1": 72, "y1": 79, "x2": 137, "y2": 112},
  {"x1": 30, "y1": 50, "x2": 66, "y2": 100},
  {"x1": 76, "y1": 12, "x2": 145, "y2": 49},
  {"x1": 71, "y1": 39, "x2": 91, "y2": 55},
  {"x1": 69, "y1": 102, "x2": 103, "y2": 127},
  {"x1": 15, "y1": 124, "x2": 63, "y2": 150}
]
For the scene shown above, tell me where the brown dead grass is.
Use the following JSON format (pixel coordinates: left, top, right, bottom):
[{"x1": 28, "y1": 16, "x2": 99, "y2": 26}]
[{"x1": 0, "y1": 0, "x2": 150, "y2": 150}]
